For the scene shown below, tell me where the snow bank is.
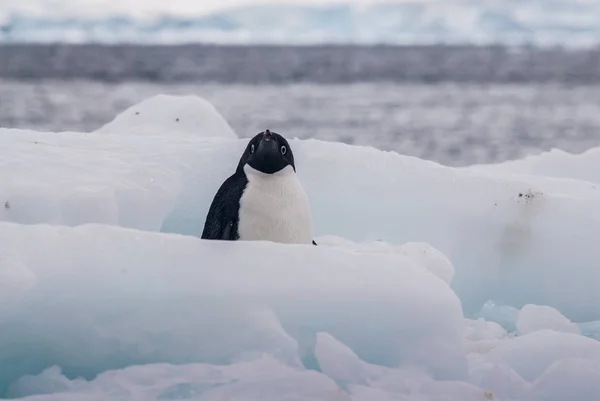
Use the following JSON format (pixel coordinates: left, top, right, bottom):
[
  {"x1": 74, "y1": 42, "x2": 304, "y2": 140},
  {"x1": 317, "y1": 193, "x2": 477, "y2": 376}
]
[
  {"x1": 517, "y1": 304, "x2": 581, "y2": 336},
  {"x1": 317, "y1": 237, "x2": 455, "y2": 286},
  {"x1": 486, "y1": 330, "x2": 600, "y2": 382},
  {"x1": 466, "y1": 147, "x2": 600, "y2": 185},
  {"x1": 2, "y1": 123, "x2": 600, "y2": 322},
  {"x1": 0, "y1": 222, "x2": 466, "y2": 397},
  {"x1": 94, "y1": 94, "x2": 237, "y2": 138},
  {"x1": 3, "y1": 96, "x2": 600, "y2": 400}
]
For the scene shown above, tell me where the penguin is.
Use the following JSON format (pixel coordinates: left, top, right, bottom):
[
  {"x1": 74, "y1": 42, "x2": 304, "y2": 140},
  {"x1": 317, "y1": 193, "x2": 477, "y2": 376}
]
[{"x1": 202, "y1": 129, "x2": 317, "y2": 245}]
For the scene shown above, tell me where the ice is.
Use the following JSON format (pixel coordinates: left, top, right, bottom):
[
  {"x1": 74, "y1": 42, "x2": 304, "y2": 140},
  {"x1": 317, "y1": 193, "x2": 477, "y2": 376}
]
[
  {"x1": 314, "y1": 333, "x2": 371, "y2": 386},
  {"x1": 398, "y1": 242, "x2": 455, "y2": 286},
  {"x1": 476, "y1": 301, "x2": 520, "y2": 333},
  {"x1": 469, "y1": 147, "x2": 600, "y2": 185},
  {"x1": 317, "y1": 237, "x2": 455, "y2": 285},
  {"x1": 486, "y1": 330, "x2": 600, "y2": 382},
  {"x1": 0, "y1": 222, "x2": 466, "y2": 397},
  {"x1": 579, "y1": 321, "x2": 600, "y2": 341},
  {"x1": 6, "y1": 357, "x2": 342, "y2": 401},
  {"x1": 516, "y1": 304, "x2": 581, "y2": 336},
  {"x1": 314, "y1": 333, "x2": 494, "y2": 401},
  {"x1": 2, "y1": 95, "x2": 600, "y2": 400},
  {"x1": 94, "y1": 94, "x2": 237, "y2": 139},
  {"x1": 530, "y1": 358, "x2": 600, "y2": 401},
  {"x1": 468, "y1": 363, "x2": 530, "y2": 401}
]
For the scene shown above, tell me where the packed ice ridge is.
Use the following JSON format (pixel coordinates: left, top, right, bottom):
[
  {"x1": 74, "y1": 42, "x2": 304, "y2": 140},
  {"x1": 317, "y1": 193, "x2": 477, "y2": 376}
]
[
  {"x1": 1, "y1": 1, "x2": 600, "y2": 46},
  {"x1": 1, "y1": 94, "x2": 600, "y2": 400}
]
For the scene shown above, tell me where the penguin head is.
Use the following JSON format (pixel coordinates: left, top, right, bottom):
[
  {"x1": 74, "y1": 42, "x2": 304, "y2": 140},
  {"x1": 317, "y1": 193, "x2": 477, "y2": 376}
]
[{"x1": 238, "y1": 130, "x2": 296, "y2": 174}]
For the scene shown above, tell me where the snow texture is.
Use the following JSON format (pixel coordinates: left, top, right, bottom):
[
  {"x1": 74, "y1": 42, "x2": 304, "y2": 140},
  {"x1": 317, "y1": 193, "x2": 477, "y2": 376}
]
[
  {"x1": 0, "y1": 222, "x2": 466, "y2": 397},
  {"x1": 517, "y1": 304, "x2": 581, "y2": 336},
  {"x1": 467, "y1": 147, "x2": 600, "y2": 185},
  {"x1": 94, "y1": 94, "x2": 237, "y2": 138},
  {"x1": 2, "y1": 109, "x2": 600, "y2": 321},
  {"x1": 1, "y1": 94, "x2": 600, "y2": 400}
]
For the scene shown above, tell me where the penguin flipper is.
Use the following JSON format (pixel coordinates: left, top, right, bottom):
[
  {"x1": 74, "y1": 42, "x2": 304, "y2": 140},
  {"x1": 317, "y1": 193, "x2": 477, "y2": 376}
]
[
  {"x1": 201, "y1": 173, "x2": 248, "y2": 241},
  {"x1": 312, "y1": 240, "x2": 318, "y2": 246},
  {"x1": 222, "y1": 221, "x2": 234, "y2": 241}
]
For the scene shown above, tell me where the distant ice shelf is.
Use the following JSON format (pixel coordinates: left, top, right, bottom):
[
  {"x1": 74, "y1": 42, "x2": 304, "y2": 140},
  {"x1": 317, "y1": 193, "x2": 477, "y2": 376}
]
[{"x1": 1, "y1": 1, "x2": 600, "y2": 46}]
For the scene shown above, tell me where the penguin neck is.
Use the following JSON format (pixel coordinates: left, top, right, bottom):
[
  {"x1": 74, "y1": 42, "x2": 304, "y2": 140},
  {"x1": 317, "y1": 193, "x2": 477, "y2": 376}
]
[{"x1": 243, "y1": 164, "x2": 295, "y2": 179}]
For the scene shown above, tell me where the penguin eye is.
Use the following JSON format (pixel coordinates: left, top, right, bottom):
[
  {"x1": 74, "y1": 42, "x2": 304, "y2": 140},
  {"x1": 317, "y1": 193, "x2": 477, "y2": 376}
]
[
  {"x1": 280, "y1": 145, "x2": 287, "y2": 155},
  {"x1": 250, "y1": 144, "x2": 255, "y2": 154}
]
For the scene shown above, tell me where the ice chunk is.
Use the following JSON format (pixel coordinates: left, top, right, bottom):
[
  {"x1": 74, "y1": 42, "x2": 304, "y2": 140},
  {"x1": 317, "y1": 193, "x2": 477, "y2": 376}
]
[
  {"x1": 464, "y1": 319, "x2": 507, "y2": 342},
  {"x1": 314, "y1": 333, "x2": 371, "y2": 387},
  {"x1": 468, "y1": 147, "x2": 600, "y2": 185},
  {"x1": 6, "y1": 366, "x2": 83, "y2": 399},
  {"x1": 7, "y1": 356, "x2": 342, "y2": 401},
  {"x1": 463, "y1": 318, "x2": 508, "y2": 355},
  {"x1": 486, "y1": 330, "x2": 600, "y2": 382},
  {"x1": 579, "y1": 321, "x2": 600, "y2": 341},
  {"x1": 530, "y1": 358, "x2": 600, "y2": 401},
  {"x1": 0, "y1": 249, "x2": 36, "y2": 319},
  {"x1": 94, "y1": 94, "x2": 237, "y2": 138},
  {"x1": 316, "y1": 237, "x2": 454, "y2": 285},
  {"x1": 1, "y1": 127, "x2": 600, "y2": 322},
  {"x1": 516, "y1": 304, "x2": 580, "y2": 335},
  {"x1": 468, "y1": 363, "x2": 529, "y2": 401},
  {"x1": 477, "y1": 301, "x2": 520, "y2": 333},
  {"x1": 0, "y1": 222, "x2": 467, "y2": 396},
  {"x1": 398, "y1": 242, "x2": 455, "y2": 285},
  {"x1": 314, "y1": 333, "x2": 497, "y2": 401}
]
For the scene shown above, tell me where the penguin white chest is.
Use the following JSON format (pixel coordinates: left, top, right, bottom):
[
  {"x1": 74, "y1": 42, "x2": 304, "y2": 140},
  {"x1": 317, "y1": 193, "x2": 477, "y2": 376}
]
[{"x1": 238, "y1": 165, "x2": 314, "y2": 244}]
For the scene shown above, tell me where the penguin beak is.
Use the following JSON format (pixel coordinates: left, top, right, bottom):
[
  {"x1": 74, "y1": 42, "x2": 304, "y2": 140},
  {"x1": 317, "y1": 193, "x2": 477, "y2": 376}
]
[{"x1": 256, "y1": 130, "x2": 277, "y2": 156}]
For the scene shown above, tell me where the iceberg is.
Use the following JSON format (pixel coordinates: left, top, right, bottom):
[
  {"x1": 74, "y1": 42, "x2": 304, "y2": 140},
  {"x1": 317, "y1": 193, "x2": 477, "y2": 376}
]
[{"x1": 1, "y1": 94, "x2": 600, "y2": 400}]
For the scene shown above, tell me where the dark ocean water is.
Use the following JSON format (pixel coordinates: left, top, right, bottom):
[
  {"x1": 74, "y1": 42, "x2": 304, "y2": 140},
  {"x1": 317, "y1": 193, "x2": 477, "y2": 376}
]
[{"x1": 1, "y1": 44, "x2": 600, "y2": 166}]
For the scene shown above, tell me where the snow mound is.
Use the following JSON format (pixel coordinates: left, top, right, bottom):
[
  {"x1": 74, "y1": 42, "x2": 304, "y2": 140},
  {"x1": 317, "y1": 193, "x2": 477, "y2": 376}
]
[
  {"x1": 6, "y1": 357, "x2": 341, "y2": 401},
  {"x1": 2, "y1": 125, "x2": 600, "y2": 322},
  {"x1": 317, "y1": 237, "x2": 454, "y2": 285},
  {"x1": 477, "y1": 301, "x2": 520, "y2": 333},
  {"x1": 467, "y1": 147, "x2": 600, "y2": 185},
  {"x1": 94, "y1": 94, "x2": 237, "y2": 138},
  {"x1": 517, "y1": 304, "x2": 581, "y2": 336},
  {"x1": 0, "y1": 222, "x2": 466, "y2": 397},
  {"x1": 486, "y1": 330, "x2": 600, "y2": 382},
  {"x1": 530, "y1": 358, "x2": 600, "y2": 401},
  {"x1": 3, "y1": 95, "x2": 600, "y2": 400}
]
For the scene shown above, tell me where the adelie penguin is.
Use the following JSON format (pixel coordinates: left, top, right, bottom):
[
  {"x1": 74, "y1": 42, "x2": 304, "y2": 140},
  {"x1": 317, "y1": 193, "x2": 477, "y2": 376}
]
[{"x1": 202, "y1": 129, "x2": 317, "y2": 245}]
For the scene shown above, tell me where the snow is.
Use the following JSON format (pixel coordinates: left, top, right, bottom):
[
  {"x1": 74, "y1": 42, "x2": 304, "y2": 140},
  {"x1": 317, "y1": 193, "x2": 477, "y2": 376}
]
[
  {"x1": 5, "y1": 119, "x2": 600, "y2": 320},
  {"x1": 484, "y1": 329, "x2": 600, "y2": 383},
  {"x1": 317, "y1": 237, "x2": 455, "y2": 285},
  {"x1": 94, "y1": 94, "x2": 237, "y2": 139},
  {"x1": 0, "y1": 222, "x2": 466, "y2": 398},
  {"x1": 467, "y1": 147, "x2": 600, "y2": 185},
  {"x1": 516, "y1": 304, "x2": 581, "y2": 336},
  {"x1": 530, "y1": 358, "x2": 600, "y2": 401},
  {"x1": 2, "y1": 94, "x2": 600, "y2": 400}
]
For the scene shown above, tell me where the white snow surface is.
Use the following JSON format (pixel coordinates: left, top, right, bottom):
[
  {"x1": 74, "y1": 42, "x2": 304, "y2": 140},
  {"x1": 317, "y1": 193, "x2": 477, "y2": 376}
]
[
  {"x1": 1, "y1": 95, "x2": 600, "y2": 400},
  {"x1": 517, "y1": 304, "x2": 581, "y2": 336},
  {"x1": 94, "y1": 94, "x2": 237, "y2": 138},
  {"x1": 466, "y1": 147, "x2": 600, "y2": 185}
]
